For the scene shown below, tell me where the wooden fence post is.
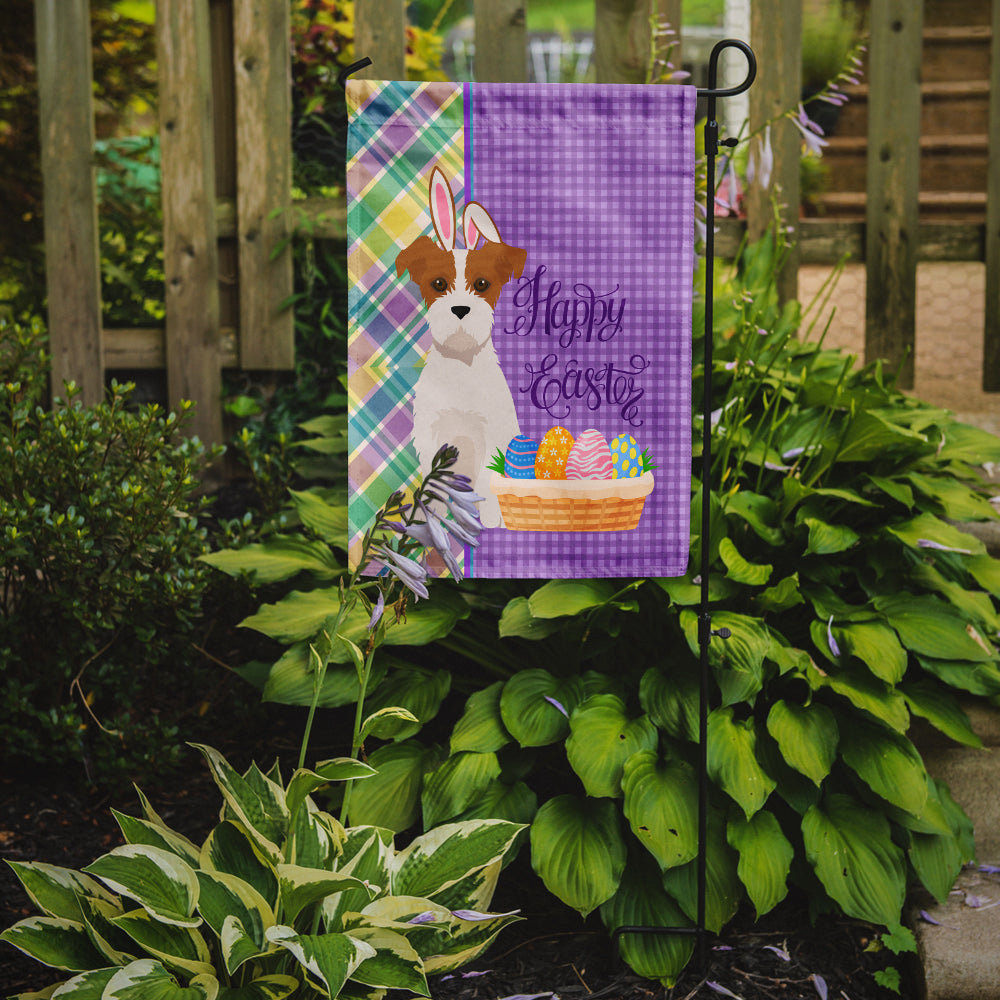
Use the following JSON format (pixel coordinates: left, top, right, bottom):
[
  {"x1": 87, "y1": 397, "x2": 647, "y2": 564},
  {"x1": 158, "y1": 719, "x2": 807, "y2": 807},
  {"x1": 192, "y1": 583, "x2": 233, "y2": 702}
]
[
  {"x1": 355, "y1": 0, "x2": 406, "y2": 80},
  {"x1": 233, "y1": 0, "x2": 294, "y2": 370},
  {"x1": 474, "y1": 0, "x2": 527, "y2": 82},
  {"x1": 594, "y1": 0, "x2": 653, "y2": 84},
  {"x1": 864, "y1": 0, "x2": 923, "y2": 389},
  {"x1": 34, "y1": 0, "x2": 104, "y2": 405},
  {"x1": 746, "y1": 0, "x2": 801, "y2": 305},
  {"x1": 157, "y1": 0, "x2": 223, "y2": 445},
  {"x1": 983, "y1": 0, "x2": 1000, "y2": 390}
]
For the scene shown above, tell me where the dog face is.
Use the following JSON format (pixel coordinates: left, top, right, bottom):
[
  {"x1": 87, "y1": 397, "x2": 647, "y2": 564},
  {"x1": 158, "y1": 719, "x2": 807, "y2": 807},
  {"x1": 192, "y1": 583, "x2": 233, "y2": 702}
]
[{"x1": 396, "y1": 236, "x2": 527, "y2": 351}]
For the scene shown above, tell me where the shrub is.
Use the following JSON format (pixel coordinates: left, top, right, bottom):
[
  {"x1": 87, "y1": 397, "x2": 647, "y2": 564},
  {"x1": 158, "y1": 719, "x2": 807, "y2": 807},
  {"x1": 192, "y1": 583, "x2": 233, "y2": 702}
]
[
  {"x1": 0, "y1": 317, "x2": 219, "y2": 783},
  {"x1": 1, "y1": 743, "x2": 524, "y2": 997}
]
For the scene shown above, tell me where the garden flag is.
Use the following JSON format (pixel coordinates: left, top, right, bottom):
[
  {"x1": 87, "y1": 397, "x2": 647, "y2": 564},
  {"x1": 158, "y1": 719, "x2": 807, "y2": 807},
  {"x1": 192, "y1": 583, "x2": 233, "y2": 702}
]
[{"x1": 347, "y1": 80, "x2": 696, "y2": 578}]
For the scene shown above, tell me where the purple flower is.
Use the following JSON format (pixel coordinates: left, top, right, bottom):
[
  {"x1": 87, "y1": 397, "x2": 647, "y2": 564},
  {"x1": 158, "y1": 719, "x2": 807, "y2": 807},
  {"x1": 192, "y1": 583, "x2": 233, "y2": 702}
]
[
  {"x1": 706, "y1": 983, "x2": 742, "y2": 999},
  {"x1": 374, "y1": 544, "x2": 429, "y2": 600},
  {"x1": 451, "y1": 908, "x2": 520, "y2": 921},
  {"x1": 763, "y1": 944, "x2": 790, "y2": 961},
  {"x1": 544, "y1": 695, "x2": 569, "y2": 718},
  {"x1": 827, "y1": 616, "x2": 841, "y2": 658},
  {"x1": 917, "y1": 538, "x2": 973, "y2": 554},
  {"x1": 791, "y1": 104, "x2": 829, "y2": 157},
  {"x1": 367, "y1": 590, "x2": 385, "y2": 631},
  {"x1": 407, "y1": 911, "x2": 438, "y2": 925},
  {"x1": 812, "y1": 974, "x2": 828, "y2": 1000},
  {"x1": 747, "y1": 125, "x2": 773, "y2": 191}
]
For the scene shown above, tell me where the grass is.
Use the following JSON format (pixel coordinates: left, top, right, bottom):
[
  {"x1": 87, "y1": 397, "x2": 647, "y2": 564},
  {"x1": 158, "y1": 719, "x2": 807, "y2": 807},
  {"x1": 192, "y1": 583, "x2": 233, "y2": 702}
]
[{"x1": 526, "y1": 0, "x2": 725, "y2": 32}]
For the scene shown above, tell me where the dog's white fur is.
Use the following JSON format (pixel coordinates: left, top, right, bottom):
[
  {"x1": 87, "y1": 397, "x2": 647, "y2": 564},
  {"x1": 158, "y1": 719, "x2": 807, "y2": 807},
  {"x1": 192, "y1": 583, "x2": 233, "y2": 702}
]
[{"x1": 396, "y1": 169, "x2": 526, "y2": 528}]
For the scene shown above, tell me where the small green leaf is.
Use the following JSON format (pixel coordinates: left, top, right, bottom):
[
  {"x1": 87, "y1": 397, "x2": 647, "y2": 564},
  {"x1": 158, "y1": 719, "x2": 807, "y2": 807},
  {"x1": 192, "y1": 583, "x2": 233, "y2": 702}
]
[
  {"x1": 765, "y1": 700, "x2": 838, "y2": 786},
  {"x1": 499, "y1": 670, "x2": 584, "y2": 747},
  {"x1": 707, "y1": 708, "x2": 776, "y2": 818},
  {"x1": 639, "y1": 664, "x2": 699, "y2": 742},
  {"x1": 727, "y1": 811, "x2": 793, "y2": 917},
  {"x1": 347, "y1": 740, "x2": 442, "y2": 832},
  {"x1": 498, "y1": 597, "x2": 564, "y2": 640},
  {"x1": 803, "y1": 517, "x2": 859, "y2": 555},
  {"x1": 200, "y1": 536, "x2": 341, "y2": 584},
  {"x1": 450, "y1": 682, "x2": 511, "y2": 754},
  {"x1": 527, "y1": 579, "x2": 616, "y2": 618},
  {"x1": 839, "y1": 718, "x2": 929, "y2": 817},
  {"x1": 421, "y1": 751, "x2": 502, "y2": 828},
  {"x1": 718, "y1": 537, "x2": 773, "y2": 585}
]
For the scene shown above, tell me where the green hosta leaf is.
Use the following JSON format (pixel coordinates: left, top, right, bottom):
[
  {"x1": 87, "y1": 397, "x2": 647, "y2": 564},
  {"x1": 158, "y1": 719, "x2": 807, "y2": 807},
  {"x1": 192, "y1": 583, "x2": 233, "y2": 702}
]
[
  {"x1": 190, "y1": 746, "x2": 287, "y2": 862},
  {"x1": 901, "y1": 680, "x2": 982, "y2": 748},
  {"x1": 966, "y1": 553, "x2": 1000, "y2": 597},
  {"x1": 874, "y1": 594, "x2": 995, "y2": 662},
  {"x1": 499, "y1": 670, "x2": 584, "y2": 747},
  {"x1": 839, "y1": 718, "x2": 929, "y2": 816},
  {"x1": 360, "y1": 706, "x2": 421, "y2": 742},
  {"x1": 909, "y1": 820, "x2": 966, "y2": 905},
  {"x1": 718, "y1": 537, "x2": 772, "y2": 586},
  {"x1": 530, "y1": 795, "x2": 626, "y2": 917},
  {"x1": 866, "y1": 474, "x2": 914, "y2": 509},
  {"x1": 103, "y1": 959, "x2": 218, "y2": 1000},
  {"x1": 566, "y1": 695, "x2": 658, "y2": 798},
  {"x1": 621, "y1": 751, "x2": 698, "y2": 871},
  {"x1": 277, "y1": 865, "x2": 374, "y2": 925},
  {"x1": 421, "y1": 751, "x2": 502, "y2": 828},
  {"x1": 661, "y1": 811, "x2": 741, "y2": 933},
  {"x1": 393, "y1": 820, "x2": 524, "y2": 901},
  {"x1": 216, "y1": 975, "x2": 299, "y2": 1000},
  {"x1": 707, "y1": 708, "x2": 776, "y2": 818},
  {"x1": 803, "y1": 517, "x2": 859, "y2": 556},
  {"x1": 935, "y1": 421, "x2": 1000, "y2": 464},
  {"x1": 802, "y1": 793, "x2": 906, "y2": 926},
  {"x1": 195, "y1": 871, "x2": 273, "y2": 973},
  {"x1": 200, "y1": 822, "x2": 278, "y2": 910},
  {"x1": 655, "y1": 572, "x2": 737, "y2": 606},
  {"x1": 111, "y1": 908, "x2": 214, "y2": 978},
  {"x1": 200, "y1": 536, "x2": 341, "y2": 584},
  {"x1": 680, "y1": 610, "x2": 770, "y2": 706},
  {"x1": 83, "y1": 846, "x2": 200, "y2": 928},
  {"x1": 362, "y1": 667, "x2": 451, "y2": 740},
  {"x1": 599, "y1": 853, "x2": 694, "y2": 987},
  {"x1": 346, "y1": 926, "x2": 428, "y2": 994},
  {"x1": 288, "y1": 488, "x2": 349, "y2": 545},
  {"x1": 112, "y1": 812, "x2": 201, "y2": 868},
  {"x1": 261, "y1": 643, "x2": 386, "y2": 709},
  {"x1": 453, "y1": 779, "x2": 538, "y2": 827},
  {"x1": 527, "y1": 579, "x2": 617, "y2": 618},
  {"x1": 765, "y1": 701, "x2": 838, "y2": 786},
  {"x1": 809, "y1": 661, "x2": 910, "y2": 732},
  {"x1": 5, "y1": 862, "x2": 118, "y2": 923},
  {"x1": 724, "y1": 490, "x2": 784, "y2": 545},
  {"x1": 755, "y1": 573, "x2": 804, "y2": 614},
  {"x1": 450, "y1": 682, "x2": 511, "y2": 754},
  {"x1": 835, "y1": 410, "x2": 927, "y2": 463},
  {"x1": 497, "y1": 597, "x2": 564, "y2": 639},
  {"x1": 886, "y1": 512, "x2": 985, "y2": 556},
  {"x1": 0, "y1": 916, "x2": 107, "y2": 971},
  {"x1": 906, "y1": 473, "x2": 998, "y2": 522},
  {"x1": 639, "y1": 664, "x2": 699, "y2": 742},
  {"x1": 727, "y1": 811, "x2": 793, "y2": 918},
  {"x1": 347, "y1": 740, "x2": 442, "y2": 832},
  {"x1": 834, "y1": 621, "x2": 907, "y2": 684},
  {"x1": 916, "y1": 655, "x2": 1000, "y2": 697},
  {"x1": 910, "y1": 562, "x2": 1000, "y2": 632},
  {"x1": 265, "y1": 926, "x2": 375, "y2": 998}
]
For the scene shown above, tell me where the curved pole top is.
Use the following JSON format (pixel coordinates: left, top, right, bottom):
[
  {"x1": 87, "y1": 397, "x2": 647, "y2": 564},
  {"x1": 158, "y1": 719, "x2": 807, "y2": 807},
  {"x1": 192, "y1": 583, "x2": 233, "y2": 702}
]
[
  {"x1": 696, "y1": 39, "x2": 756, "y2": 99},
  {"x1": 337, "y1": 57, "x2": 373, "y2": 90}
]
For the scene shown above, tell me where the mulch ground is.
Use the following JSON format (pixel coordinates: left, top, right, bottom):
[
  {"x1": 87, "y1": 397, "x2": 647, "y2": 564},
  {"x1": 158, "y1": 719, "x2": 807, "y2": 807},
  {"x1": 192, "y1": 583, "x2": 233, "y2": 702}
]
[{"x1": 1, "y1": 738, "x2": 914, "y2": 1000}]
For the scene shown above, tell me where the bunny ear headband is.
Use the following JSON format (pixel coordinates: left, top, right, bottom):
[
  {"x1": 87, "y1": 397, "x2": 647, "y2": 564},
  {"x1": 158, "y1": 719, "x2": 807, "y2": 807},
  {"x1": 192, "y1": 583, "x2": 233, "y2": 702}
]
[{"x1": 429, "y1": 166, "x2": 503, "y2": 250}]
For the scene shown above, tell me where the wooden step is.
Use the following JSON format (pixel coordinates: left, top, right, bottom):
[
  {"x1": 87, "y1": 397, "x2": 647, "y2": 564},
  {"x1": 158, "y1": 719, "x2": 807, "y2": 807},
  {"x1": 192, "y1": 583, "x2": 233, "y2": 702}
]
[
  {"x1": 922, "y1": 25, "x2": 993, "y2": 82},
  {"x1": 814, "y1": 190, "x2": 987, "y2": 222},
  {"x1": 922, "y1": 0, "x2": 991, "y2": 28},
  {"x1": 822, "y1": 134, "x2": 989, "y2": 193}
]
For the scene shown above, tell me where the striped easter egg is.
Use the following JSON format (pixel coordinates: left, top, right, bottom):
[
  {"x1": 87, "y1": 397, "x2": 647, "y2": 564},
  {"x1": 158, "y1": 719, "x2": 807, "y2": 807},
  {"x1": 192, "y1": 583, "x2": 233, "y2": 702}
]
[
  {"x1": 565, "y1": 428, "x2": 613, "y2": 479},
  {"x1": 504, "y1": 435, "x2": 539, "y2": 479}
]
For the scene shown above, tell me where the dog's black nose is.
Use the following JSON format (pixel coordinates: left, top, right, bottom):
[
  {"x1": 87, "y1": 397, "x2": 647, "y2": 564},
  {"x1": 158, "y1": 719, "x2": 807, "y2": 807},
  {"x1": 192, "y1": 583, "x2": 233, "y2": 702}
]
[{"x1": 451, "y1": 305, "x2": 471, "y2": 320}]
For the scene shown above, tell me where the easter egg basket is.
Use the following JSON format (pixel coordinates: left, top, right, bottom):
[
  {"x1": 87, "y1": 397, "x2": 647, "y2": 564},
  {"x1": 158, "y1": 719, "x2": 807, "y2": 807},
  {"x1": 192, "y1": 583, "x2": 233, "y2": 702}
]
[{"x1": 490, "y1": 471, "x2": 654, "y2": 532}]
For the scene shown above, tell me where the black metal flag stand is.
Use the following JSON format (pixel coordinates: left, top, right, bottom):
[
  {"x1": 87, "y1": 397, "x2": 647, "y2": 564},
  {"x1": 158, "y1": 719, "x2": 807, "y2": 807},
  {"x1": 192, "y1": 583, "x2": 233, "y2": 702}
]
[{"x1": 340, "y1": 37, "x2": 758, "y2": 974}]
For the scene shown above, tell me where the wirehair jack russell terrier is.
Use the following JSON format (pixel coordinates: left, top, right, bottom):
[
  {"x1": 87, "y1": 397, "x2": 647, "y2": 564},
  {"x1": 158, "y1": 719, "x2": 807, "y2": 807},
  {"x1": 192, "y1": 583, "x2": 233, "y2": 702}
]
[{"x1": 396, "y1": 167, "x2": 527, "y2": 528}]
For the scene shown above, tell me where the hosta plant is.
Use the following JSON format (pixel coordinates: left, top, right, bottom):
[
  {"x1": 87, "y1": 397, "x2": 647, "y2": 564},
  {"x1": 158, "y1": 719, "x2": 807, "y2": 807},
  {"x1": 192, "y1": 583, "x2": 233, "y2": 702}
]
[{"x1": 1, "y1": 743, "x2": 523, "y2": 999}]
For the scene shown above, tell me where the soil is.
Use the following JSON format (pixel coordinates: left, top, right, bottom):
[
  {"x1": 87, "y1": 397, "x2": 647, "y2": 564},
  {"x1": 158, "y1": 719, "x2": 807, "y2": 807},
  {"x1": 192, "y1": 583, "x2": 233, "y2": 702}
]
[{"x1": 0, "y1": 738, "x2": 914, "y2": 1000}]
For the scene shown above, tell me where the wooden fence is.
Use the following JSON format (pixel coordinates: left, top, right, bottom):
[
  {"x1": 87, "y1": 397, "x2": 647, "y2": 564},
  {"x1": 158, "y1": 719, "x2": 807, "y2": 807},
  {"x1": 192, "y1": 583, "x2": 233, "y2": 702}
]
[{"x1": 34, "y1": 0, "x2": 1000, "y2": 444}]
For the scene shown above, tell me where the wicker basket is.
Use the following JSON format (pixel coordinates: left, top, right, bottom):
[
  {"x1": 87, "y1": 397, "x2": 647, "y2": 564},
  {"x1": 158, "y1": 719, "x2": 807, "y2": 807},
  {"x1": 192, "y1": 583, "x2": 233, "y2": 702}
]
[{"x1": 490, "y1": 471, "x2": 654, "y2": 532}]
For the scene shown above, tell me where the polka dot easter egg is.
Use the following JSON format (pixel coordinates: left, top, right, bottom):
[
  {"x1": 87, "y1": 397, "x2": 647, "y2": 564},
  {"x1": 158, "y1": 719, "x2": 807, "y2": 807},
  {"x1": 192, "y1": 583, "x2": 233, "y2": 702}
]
[
  {"x1": 535, "y1": 426, "x2": 574, "y2": 479},
  {"x1": 504, "y1": 435, "x2": 539, "y2": 479},
  {"x1": 610, "y1": 433, "x2": 643, "y2": 478},
  {"x1": 565, "y1": 429, "x2": 614, "y2": 480}
]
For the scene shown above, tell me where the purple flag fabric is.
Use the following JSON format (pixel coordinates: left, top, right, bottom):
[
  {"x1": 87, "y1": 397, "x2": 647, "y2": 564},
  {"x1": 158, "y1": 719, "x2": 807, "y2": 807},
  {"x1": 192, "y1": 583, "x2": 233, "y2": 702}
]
[{"x1": 347, "y1": 81, "x2": 695, "y2": 578}]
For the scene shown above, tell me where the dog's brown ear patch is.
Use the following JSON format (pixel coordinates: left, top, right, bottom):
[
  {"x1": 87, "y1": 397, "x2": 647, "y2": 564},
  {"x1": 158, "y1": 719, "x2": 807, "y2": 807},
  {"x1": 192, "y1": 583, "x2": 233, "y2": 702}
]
[{"x1": 396, "y1": 235, "x2": 437, "y2": 282}]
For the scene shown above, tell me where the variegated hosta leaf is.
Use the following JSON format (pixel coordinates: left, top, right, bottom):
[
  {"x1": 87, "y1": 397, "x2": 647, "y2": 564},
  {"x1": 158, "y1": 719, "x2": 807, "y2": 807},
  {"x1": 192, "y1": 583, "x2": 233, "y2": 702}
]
[
  {"x1": 345, "y1": 926, "x2": 429, "y2": 995},
  {"x1": 4, "y1": 861, "x2": 118, "y2": 922},
  {"x1": 661, "y1": 811, "x2": 742, "y2": 934},
  {"x1": 599, "y1": 853, "x2": 694, "y2": 987},
  {"x1": 424, "y1": 859, "x2": 501, "y2": 915},
  {"x1": 214, "y1": 975, "x2": 300, "y2": 1000},
  {"x1": 802, "y1": 793, "x2": 906, "y2": 926},
  {"x1": 77, "y1": 894, "x2": 136, "y2": 966},
  {"x1": 323, "y1": 829, "x2": 393, "y2": 931},
  {"x1": 529, "y1": 795, "x2": 626, "y2": 917},
  {"x1": 265, "y1": 925, "x2": 375, "y2": 998},
  {"x1": 566, "y1": 695, "x2": 658, "y2": 799},
  {"x1": 288, "y1": 802, "x2": 343, "y2": 870},
  {"x1": 499, "y1": 669, "x2": 585, "y2": 747},
  {"x1": 200, "y1": 822, "x2": 278, "y2": 910},
  {"x1": 360, "y1": 667, "x2": 452, "y2": 741},
  {"x1": 277, "y1": 864, "x2": 375, "y2": 925},
  {"x1": 450, "y1": 681, "x2": 511, "y2": 754},
  {"x1": 347, "y1": 741, "x2": 443, "y2": 832},
  {"x1": 46, "y1": 966, "x2": 118, "y2": 997},
  {"x1": 110, "y1": 908, "x2": 214, "y2": 979},
  {"x1": 190, "y1": 745, "x2": 287, "y2": 863},
  {"x1": 102, "y1": 958, "x2": 218, "y2": 999},
  {"x1": 621, "y1": 751, "x2": 699, "y2": 871},
  {"x1": 195, "y1": 871, "x2": 274, "y2": 973},
  {"x1": 83, "y1": 846, "x2": 200, "y2": 928},
  {"x1": 765, "y1": 700, "x2": 838, "y2": 786},
  {"x1": 706, "y1": 707, "x2": 776, "y2": 819},
  {"x1": 421, "y1": 907, "x2": 522, "y2": 975},
  {"x1": 421, "y1": 751, "x2": 502, "y2": 829},
  {"x1": 0, "y1": 916, "x2": 107, "y2": 972},
  {"x1": 285, "y1": 760, "x2": 375, "y2": 823},
  {"x1": 838, "y1": 718, "x2": 929, "y2": 817},
  {"x1": 727, "y1": 810, "x2": 793, "y2": 917},
  {"x1": 112, "y1": 810, "x2": 201, "y2": 868},
  {"x1": 391, "y1": 820, "x2": 524, "y2": 901}
]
